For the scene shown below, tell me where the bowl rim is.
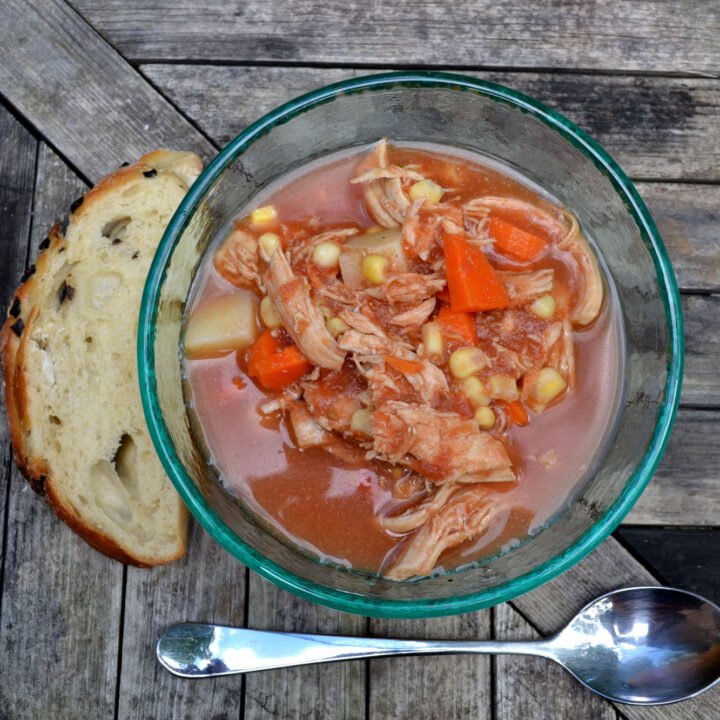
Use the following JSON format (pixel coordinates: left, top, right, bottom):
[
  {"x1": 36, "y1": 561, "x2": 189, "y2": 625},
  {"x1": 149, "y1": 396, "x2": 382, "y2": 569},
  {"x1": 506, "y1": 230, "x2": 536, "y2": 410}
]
[{"x1": 138, "y1": 71, "x2": 684, "y2": 618}]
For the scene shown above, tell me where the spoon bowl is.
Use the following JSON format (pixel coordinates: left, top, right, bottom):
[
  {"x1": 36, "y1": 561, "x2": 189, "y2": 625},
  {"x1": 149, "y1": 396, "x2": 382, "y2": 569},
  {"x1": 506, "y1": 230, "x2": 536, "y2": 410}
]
[{"x1": 157, "y1": 586, "x2": 720, "y2": 705}]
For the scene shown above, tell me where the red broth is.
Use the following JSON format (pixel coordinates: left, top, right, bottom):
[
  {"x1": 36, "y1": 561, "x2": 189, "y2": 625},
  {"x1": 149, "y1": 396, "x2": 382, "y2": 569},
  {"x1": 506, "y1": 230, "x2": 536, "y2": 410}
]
[{"x1": 184, "y1": 142, "x2": 624, "y2": 576}]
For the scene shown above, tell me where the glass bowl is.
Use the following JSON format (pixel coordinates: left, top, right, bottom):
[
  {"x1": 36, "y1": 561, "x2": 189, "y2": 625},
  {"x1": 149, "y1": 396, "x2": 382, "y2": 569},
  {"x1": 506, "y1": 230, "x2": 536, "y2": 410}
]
[{"x1": 138, "y1": 72, "x2": 683, "y2": 618}]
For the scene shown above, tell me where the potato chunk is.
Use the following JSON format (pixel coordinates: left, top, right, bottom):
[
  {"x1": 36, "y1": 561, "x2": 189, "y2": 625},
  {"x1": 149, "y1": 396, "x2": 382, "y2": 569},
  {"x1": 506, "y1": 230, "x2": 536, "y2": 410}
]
[
  {"x1": 184, "y1": 292, "x2": 257, "y2": 359},
  {"x1": 340, "y1": 229, "x2": 407, "y2": 287}
]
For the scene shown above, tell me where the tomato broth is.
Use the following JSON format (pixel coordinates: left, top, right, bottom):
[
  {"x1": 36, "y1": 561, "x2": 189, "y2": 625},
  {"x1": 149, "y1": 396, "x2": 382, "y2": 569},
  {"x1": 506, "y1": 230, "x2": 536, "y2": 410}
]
[{"x1": 183, "y1": 142, "x2": 625, "y2": 578}]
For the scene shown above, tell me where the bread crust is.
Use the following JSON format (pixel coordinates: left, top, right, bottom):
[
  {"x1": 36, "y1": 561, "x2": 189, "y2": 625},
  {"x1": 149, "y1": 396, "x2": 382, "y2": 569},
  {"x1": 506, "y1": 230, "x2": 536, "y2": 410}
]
[{"x1": 1, "y1": 151, "x2": 197, "y2": 566}]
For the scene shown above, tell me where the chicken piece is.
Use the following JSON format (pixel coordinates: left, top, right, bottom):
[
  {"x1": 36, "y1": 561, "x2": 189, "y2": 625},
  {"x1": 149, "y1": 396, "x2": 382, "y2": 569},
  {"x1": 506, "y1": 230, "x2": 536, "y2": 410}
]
[
  {"x1": 302, "y1": 364, "x2": 366, "y2": 434},
  {"x1": 558, "y1": 211, "x2": 604, "y2": 326},
  {"x1": 214, "y1": 229, "x2": 263, "y2": 291},
  {"x1": 390, "y1": 298, "x2": 436, "y2": 328},
  {"x1": 265, "y1": 249, "x2": 345, "y2": 370},
  {"x1": 351, "y1": 140, "x2": 424, "y2": 228},
  {"x1": 381, "y1": 483, "x2": 456, "y2": 534},
  {"x1": 386, "y1": 487, "x2": 497, "y2": 580},
  {"x1": 498, "y1": 269, "x2": 555, "y2": 308},
  {"x1": 337, "y1": 309, "x2": 388, "y2": 338},
  {"x1": 366, "y1": 272, "x2": 446, "y2": 305},
  {"x1": 404, "y1": 360, "x2": 449, "y2": 405},
  {"x1": 464, "y1": 196, "x2": 567, "y2": 242},
  {"x1": 286, "y1": 400, "x2": 330, "y2": 448},
  {"x1": 402, "y1": 201, "x2": 463, "y2": 260},
  {"x1": 548, "y1": 319, "x2": 575, "y2": 385},
  {"x1": 372, "y1": 401, "x2": 514, "y2": 484}
]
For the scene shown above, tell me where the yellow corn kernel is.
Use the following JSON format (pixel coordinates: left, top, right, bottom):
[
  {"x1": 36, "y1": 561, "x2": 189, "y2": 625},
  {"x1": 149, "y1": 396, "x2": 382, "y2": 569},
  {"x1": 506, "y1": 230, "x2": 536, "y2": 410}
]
[
  {"x1": 408, "y1": 179, "x2": 443, "y2": 204},
  {"x1": 449, "y1": 347, "x2": 488, "y2": 379},
  {"x1": 258, "y1": 232, "x2": 280, "y2": 261},
  {"x1": 366, "y1": 224, "x2": 384, "y2": 234},
  {"x1": 475, "y1": 406, "x2": 496, "y2": 430},
  {"x1": 530, "y1": 294, "x2": 557, "y2": 319},
  {"x1": 536, "y1": 367, "x2": 567, "y2": 405},
  {"x1": 488, "y1": 374, "x2": 520, "y2": 401},
  {"x1": 312, "y1": 241, "x2": 341, "y2": 268},
  {"x1": 259, "y1": 295, "x2": 282, "y2": 329},
  {"x1": 362, "y1": 254, "x2": 389, "y2": 284},
  {"x1": 421, "y1": 321, "x2": 444, "y2": 357},
  {"x1": 325, "y1": 316, "x2": 350, "y2": 338},
  {"x1": 350, "y1": 408, "x2": 374, "y2": 437},
  {"x1": 462, "y1": 376, "x2": 491, "y2": 407},
  {"x1": 250, "y1": 205, "x2": 277, "y2": 225}
]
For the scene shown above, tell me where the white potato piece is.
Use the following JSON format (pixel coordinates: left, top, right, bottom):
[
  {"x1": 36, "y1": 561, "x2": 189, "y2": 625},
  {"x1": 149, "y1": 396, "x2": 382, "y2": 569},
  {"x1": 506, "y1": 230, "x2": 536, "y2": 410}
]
[
  {"x1": 340, "y1": 229, "x2": 406, "y2": 287},
  {"x1": 184, "y1": 292, "x2": 257, "y2": 359}
]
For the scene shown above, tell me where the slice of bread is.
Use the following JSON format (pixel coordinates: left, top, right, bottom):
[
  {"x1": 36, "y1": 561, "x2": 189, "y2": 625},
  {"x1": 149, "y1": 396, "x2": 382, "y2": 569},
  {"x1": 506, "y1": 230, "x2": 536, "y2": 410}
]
[{"x1": 1, "y1": 150, "x2": 202, "y2": 566}]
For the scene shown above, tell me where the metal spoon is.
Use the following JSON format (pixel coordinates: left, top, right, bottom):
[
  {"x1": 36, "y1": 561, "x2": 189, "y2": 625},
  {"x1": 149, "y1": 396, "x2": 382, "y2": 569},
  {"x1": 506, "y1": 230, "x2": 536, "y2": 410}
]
[{"x1": 157, "y1": 586, "x2": 720, "y2": 705}]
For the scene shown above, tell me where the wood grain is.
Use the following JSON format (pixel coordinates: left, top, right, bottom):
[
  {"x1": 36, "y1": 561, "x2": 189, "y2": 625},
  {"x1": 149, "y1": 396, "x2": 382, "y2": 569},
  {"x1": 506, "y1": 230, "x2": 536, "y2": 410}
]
[
  {"x1": 116, "y1": 519, "x2": 247, "y2": 720},
  {"x1": 142, "y1": 64, "x2": 720, "y2": 181},
  {"x1": 368, "y1": 612, "x2": 492, "y2": 720},
  {"x1": 244, "y1": 577, "x2": 365, "y2": 720},
  {"x1": 628, "y1": 409, "x2": 720, "y2": 525},
  {"x1": 0, "y1": 0, "x2": 215, "y2": 185},
  {"x1": 494, "y1": 604, "x2": 617, "y2": 720},
  {"x1": 510, "y1": 537, "x2": 720, "y2": 719},
  {"x1": 74, "y1": 0, "x2": 720, "y2": 75},
  {"x1": 0, "y1": 141, "x2": 124, "y2": 720},
  {"x1": 682, "y1": 294, "x2": 720, "y2": 407}
]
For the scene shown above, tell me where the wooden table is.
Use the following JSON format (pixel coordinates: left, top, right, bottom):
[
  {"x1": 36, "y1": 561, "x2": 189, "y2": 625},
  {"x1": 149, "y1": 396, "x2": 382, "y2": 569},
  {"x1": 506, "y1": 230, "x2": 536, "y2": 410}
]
[{"x1": 1, "y1": 2, "x2": 718, "y2": 718}]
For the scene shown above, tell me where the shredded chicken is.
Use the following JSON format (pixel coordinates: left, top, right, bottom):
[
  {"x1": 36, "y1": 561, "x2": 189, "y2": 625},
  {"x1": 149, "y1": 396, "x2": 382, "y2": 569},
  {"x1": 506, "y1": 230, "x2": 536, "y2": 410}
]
[
  {"x1": 386, "y1": 486, "x2": 497, "y2": 580},
  {"x1": 365, "y1": 272, "x2": 446, "y2": 304},
  {"x1": 286, "y1": 400, "x2": 330, "y2": 448},
  {"x1": 214, "y1": 229, "x2": 263, "y2": 291},
  {"x1": 372, "y1": 401, "x2": 514, "y2": 484},
  {"x1": 558, "y1": 211, "x2": 604, "y2": 326},
  {"x1": 381, "y1": 483, "x2": 456, "y2": 534},
  {"x1": 265, "y1": 249, "x2": 346, "y2": 370},
  {"x1": 499, "y1": 269, "x2": 554, "y2": 308},
  {"x1": 390, "y1": 298, "x2": 436, "y2": 328}
]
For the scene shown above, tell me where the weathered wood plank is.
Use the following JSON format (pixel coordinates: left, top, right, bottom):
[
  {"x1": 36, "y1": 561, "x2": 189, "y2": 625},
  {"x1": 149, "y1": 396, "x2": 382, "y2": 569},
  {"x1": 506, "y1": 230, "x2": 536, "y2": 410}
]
[
  {"x1": 616, "y1": 528, "x2": 720, "y2": 599},
  {"x1": 682, "y1": 294, "x2": 720, "y2": 407},
  {"x1": 74, "y1": 0, "x2": 720, "y2": 75},
  {"x1": 628, "y1": 409, "x2": 720, "y2": 525},
  {"x1": 142, "y1": 64, "x2": 720, "y2": 181},
  {"x1": 637, "y1": 183, "x2": 720, "y2": 293},
  {"x1": 0, "y1": 141, "x2": 125, "y2": 720},
  {"x1": 511, "y1": 537, "x2": 720, "y2": 719},
  {"x1": 244, "y1": 576, "x2": 365, "y2": 720},
  {"x1": 495, "y1": 603, "x2": 616, "y2": 720},
  {"x1": 117, "y1": 519, "x2": 246, "y2": 720},
  {"x1": 0, "y1": 0, "x2": 215, "y2": 185},
  {"x1": 0, "y1": 103, "x2": 37, "y2": 625},
  {"x1": 368, "y1": 612, "x2": 491, "y2": 719}
]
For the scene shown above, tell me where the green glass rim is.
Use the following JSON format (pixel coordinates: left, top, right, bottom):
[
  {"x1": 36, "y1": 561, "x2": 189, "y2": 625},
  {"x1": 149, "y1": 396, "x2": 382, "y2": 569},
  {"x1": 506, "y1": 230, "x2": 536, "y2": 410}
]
[{"x1": 138, "y1": 71, "x2": 684, "y2": 618}]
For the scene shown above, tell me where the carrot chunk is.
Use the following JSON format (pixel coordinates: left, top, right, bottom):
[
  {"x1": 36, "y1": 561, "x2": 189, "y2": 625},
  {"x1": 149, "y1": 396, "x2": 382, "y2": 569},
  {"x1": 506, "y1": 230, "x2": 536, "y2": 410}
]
[
  {"x1": 443, "y1": 232, "x2": 509, "y2": 312},
  {"x1": 385, "y1": 355, "x2": 425, "y2": 375},
  {"x1": 437, "y1": 306, "x2": 476, "y2": 345},
  {"x1": 507, "y1": 400, "x2": 530, "y2": 427},
  {"x1": 246, "y1": 330, "x2": 312, "y2": 389},
  {"x1": 488, "y1": 216, "x2": 547, "y2": 262}
]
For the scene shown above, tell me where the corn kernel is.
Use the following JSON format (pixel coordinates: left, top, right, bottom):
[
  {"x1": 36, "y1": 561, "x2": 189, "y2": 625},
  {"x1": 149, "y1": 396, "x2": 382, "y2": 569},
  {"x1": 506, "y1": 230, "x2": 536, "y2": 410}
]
[
  {"x1": 536, "y1": 367, "x2": 567, "y2": 405},
  {"x1": 475, "y1": 406, "x2": 496, "y2": 430},
  {"x1": 488, "y1": 374, "x2": 520, "y2": 401},
  {"x1": 258, "y1": 232, "x2": 280, "y2": 261},
  {"x1": 421, "y1": 321, "x2": 444, "y2": 357},
  {"x1": 362, "y1": 254, "x2": 389, "y2": 284},
  {"x1": 312, "y1": 241, "x2": 341, "y2": 268},
  {"x1": 408, "y1": 179, "x2": 443, "y2": 204},
  {"x1": 250, "y1": 205, "x2": 277, "y2": 225},
  {"x1": 325, "y1": 316, "x2": 350, "y2": 338},
  {"x1": 259, "y1": 295, "x2": 282, "y2": 329},
  {"x1": 530, "y1": 294, "x2": 557, "y2": 319},
  {"x1": 449, "y1": 347, "x2": 488, "y2": 379},
  {"x1": 462, "y1": 376, "x2": 491, "y2": 407},
  {"x1": 366, "y1": 225, "x2": 384, "y2": 234},
  {"x1": 350, "y1": 408, "x2": 374, "y2": 437}
]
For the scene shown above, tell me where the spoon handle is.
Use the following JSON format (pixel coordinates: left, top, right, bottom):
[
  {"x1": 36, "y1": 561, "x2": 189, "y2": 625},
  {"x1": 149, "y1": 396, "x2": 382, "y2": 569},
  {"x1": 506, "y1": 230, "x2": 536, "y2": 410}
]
[{"x1": 158, "y1": 623, "x2": 555, "y2": 677}]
